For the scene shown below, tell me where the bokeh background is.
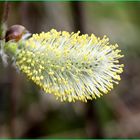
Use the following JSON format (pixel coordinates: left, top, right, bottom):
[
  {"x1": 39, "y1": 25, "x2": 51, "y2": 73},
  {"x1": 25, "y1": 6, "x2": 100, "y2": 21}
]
[{"x1": 0, "y1": 1, "x2": 140, "y2": 138}]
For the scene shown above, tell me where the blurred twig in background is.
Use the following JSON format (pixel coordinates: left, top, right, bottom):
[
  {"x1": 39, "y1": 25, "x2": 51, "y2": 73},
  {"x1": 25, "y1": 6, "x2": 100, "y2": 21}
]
[{"x1": 71, "y1": 2, "x2": 103, "y2": 138}]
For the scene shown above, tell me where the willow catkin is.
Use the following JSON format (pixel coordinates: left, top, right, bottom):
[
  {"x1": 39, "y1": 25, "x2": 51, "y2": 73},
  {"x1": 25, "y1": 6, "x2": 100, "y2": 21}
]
[{"x1": 7, "y1": 29, "x2": 124, "y2": 102}]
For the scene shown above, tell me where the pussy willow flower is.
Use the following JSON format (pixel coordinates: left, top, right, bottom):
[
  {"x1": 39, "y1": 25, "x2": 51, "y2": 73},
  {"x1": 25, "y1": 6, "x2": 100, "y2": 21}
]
[{"x1": 6, "y1": 29, "x2": 124, "y2": 102}]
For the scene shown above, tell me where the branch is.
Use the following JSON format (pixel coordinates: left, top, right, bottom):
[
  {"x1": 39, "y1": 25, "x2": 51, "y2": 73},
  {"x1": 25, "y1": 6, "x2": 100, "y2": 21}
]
[{"x1": 0, "y1": 2, "x2": 10, "y2": 39}]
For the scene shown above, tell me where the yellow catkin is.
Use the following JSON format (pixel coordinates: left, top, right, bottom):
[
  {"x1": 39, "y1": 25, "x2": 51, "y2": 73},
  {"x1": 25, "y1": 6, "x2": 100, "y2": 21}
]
[{"x1": 15, "y1": 29, "x2": 124, "y2": 102}]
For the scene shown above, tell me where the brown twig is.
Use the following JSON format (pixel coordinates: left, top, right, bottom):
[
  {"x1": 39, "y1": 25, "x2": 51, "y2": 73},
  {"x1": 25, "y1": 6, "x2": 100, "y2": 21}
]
[{"x1": 0, "y1": 2, "x2": 17, "y2": 138}]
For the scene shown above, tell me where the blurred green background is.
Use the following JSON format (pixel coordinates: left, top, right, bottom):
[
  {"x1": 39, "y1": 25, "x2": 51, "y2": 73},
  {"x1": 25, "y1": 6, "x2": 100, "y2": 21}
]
[{"x1": 0, "y1": 1, "x2": 140, "y2": 138}]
